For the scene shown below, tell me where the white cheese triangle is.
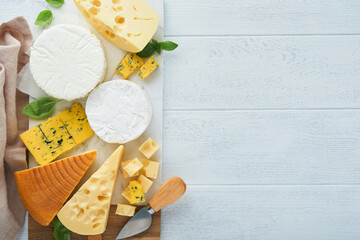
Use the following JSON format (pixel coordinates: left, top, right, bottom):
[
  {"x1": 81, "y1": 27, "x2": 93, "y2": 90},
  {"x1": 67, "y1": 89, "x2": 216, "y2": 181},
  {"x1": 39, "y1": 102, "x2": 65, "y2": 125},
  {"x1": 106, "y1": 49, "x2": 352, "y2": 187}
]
[{"x1": 57, "y1": 145, "x2": 124, "y2": 235}]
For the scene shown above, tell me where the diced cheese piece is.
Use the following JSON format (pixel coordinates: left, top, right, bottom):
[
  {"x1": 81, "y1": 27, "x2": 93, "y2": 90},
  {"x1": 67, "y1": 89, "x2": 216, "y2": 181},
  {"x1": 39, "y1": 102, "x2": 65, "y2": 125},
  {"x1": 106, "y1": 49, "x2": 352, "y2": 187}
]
[
  {"x1": 129, "y1": 180, "x2": 145, "y2": 204},
  {"x1": 121, "y1": 185, "x2": 131, "y2": 202},
  {"x1": 86, "y1": 80, "x2": 152, "y2": 144},
  {"x1": 30, "y1": 24, "x2": 106, "y2": 101},
  {"x1": 138, "y1": 137, "x2": 159, "y2": 158},
  {"x1": 140, "y1": 159, "x2": 160, "y2": 179},
  {"x1": 121, "y1": 160, "x2": 139, "y2": 178},
  {"x1": 115, "y1": 54, "x2": 144, "y2": 79},
  {"x1": 57, "y1": 145, "x2": 124, "y2": 235},
  {"x1": 115, "y1": 204, "x2": 136, "y2": 217},
  {"x1": 58, "y1": 103, "x2": 94, "y2": 143},
  {"x1": 137, "y1": 174, "x2": 153, "y2": 193},
  {"x1": 14, "y1": 151, "x2": 97, "y2": 226},
  {"x1": 73, "y1": 0, "x2": 159, "y2": 52},
  {"x1": 20, "y1": 103, "x2": 94, "y2": 165},
  {"x1": 123, "y1": 158, "x2": 143, "y2": 177},
  {"x1": 137, "y1": 56, "x2": 159, "y2": 80}
]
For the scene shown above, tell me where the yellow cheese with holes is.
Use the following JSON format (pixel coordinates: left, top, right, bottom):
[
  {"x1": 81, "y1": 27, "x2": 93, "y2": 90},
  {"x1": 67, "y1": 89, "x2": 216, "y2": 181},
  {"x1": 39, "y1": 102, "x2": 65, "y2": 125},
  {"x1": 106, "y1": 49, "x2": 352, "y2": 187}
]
[
  {"x1": 57, "y1": 145, "x2": 124, "y2": 235},
  {"x1": 137, "y1": 174, "x2": 153, "y2": 193},
  {"x1": 139, "y1": 137, "x2": 159, "y2": 158},
  {"x1": 140, "y1": 158, "x2": 160, "y2": 179},
  {"x1": 121, "y1": 185, "x2": 131, "y2": 202},
  {"x1": 137, "y1": 56, "x2": 159, "y2": 80},
  {"x1": 129, "y1": 180, "x2": 145, "y2": 204},
  {"x1": 73, "y1": 0, "x2": 159, "y2": 52},
  {"x1": 20, "y1": 103, "x2": 93, "y2": 165},
  {"x1": 115, "y1": 204, "x2": 136, "y2": 217},
  {"x1": 115, "y1": 54, "x2": 144, "y2": 79},
  {"x1": 123, "y1": 158, "x2": 143, "y2": 177}
]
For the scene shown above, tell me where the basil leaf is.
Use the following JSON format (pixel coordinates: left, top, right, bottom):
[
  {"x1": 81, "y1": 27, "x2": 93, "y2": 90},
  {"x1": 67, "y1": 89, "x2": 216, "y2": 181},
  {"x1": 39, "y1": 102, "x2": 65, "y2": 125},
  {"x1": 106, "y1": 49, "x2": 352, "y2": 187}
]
[
  {"x1": 136, "y1": 42, "x2": 155, "y2": 58},
  {"x1": 35, "y1": 10, "x2": 53, "y2": 26},
  {"x1": 159, "y1": 41, "x2": 178, "y2": 51},
  {"x1": 54, "y1": 219, "x2": 71, "y2": 240},
  {"x1": 46, "y1": 0, "x2": 64, "y2": 8},
  {"x1": 22, "y1": 97, "x2": 59, "y2": 119},
  {"x1": 152, "y1": 39, "x2": 161, "y2": 54}
]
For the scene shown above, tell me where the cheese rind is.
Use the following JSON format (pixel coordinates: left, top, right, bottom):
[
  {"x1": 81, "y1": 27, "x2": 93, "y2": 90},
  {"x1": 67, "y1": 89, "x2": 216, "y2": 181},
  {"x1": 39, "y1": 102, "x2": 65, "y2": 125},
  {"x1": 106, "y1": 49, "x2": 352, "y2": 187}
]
[
  {"x1": 139, "y1": 137, "x2": 159, "y2": 158},
  {"x1": 115, "y1": 204, "x2": 136, "y2": 217},
  {"x1": 20, "y1": 103, "x2": 93, "y2": 165},
  {"x1": 73, "y1": 0, "x2": 159, "y2": 52},
  {"x1": 137, "y1": 174, "x2": 153, "y2": 193},
  {"x1": 30, "y1": 24, "x2": 106, "y2": 100},
  {"x1": 57, "y1": 145, "x2": 124, "y2": 235},
  {"x1": 140, "y1": 159, "x2": 160, "y2": 179},
  {"x1": 137, "y1": 56, "x2": 159, "y2": 80},
  {"x1": 123, "y1": 158, "x2": 143, "y2": 177},
  {"x1": 129, "y1": 180, "x2": 145, "y2": 204},
  {"x1": 86, "y1": 80, "x2": 152, "y2": 144},
  {"x1": 14, "y1": 151, "x2": 96, "y2": 226}
]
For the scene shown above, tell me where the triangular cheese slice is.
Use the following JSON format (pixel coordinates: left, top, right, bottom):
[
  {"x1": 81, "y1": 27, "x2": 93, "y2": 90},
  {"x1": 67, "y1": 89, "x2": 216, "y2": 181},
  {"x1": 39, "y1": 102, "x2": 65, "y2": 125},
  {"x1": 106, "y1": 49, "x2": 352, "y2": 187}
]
[
  {"x1": 14, "y1": 150, "x2": 97, "y2": 226},
  {"x1": 57, "y1": 145, "x2": 124, "y2": 235}
]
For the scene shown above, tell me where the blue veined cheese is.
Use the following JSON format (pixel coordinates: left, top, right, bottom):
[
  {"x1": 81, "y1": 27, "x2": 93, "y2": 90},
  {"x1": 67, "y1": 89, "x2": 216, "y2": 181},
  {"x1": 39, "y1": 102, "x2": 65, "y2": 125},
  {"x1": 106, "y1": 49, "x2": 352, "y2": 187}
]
[
  {"x1": 30, "y1": 24, "x2": 106, "y2": 101},
  {"x1": 86, "y1": 80, "x2": 152, "y2": 143}
]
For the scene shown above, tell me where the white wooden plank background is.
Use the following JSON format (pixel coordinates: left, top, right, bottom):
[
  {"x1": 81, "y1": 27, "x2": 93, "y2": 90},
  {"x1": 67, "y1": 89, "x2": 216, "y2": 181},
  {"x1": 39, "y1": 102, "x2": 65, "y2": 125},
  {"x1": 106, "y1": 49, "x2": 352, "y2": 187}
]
[{"x1": 1, "y1": 0, "x2": 360, "y2": 239}]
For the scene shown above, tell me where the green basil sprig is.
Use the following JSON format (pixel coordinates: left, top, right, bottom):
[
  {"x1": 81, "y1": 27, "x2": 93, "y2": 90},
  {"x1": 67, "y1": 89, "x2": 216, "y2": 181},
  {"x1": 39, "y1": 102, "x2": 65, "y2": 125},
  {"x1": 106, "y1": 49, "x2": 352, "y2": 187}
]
[
  {"x1": 22, "y1": 97, "x2": 60, "y2": 119},
  {"x1": 137, "y1": 39, "x2": 178, "y2": 58},
  {"x1": 54, "y1": 219, "x2": 71, "y2": 240},
  {"x1": 35, "y1": 10, "x2": 53, "y2": 26},
  {"x1": 46, "y1": 0, "x2": 64, "y2": 8}
]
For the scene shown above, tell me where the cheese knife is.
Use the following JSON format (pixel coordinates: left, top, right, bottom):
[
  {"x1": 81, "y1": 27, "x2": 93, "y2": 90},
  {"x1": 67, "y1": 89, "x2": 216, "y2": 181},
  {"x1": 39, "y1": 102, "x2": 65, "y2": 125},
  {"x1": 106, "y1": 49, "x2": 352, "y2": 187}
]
[{"x1": 116, "y1": 177, "x2": 186, "y2": 239}]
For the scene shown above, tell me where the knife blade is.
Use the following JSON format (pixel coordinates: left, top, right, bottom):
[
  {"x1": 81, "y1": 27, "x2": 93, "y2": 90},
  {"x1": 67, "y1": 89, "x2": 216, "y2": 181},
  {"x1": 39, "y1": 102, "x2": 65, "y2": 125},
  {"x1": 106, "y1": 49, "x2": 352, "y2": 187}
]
[{"x1": 116, "y1": 177, "x2": 186, "y2": 239}]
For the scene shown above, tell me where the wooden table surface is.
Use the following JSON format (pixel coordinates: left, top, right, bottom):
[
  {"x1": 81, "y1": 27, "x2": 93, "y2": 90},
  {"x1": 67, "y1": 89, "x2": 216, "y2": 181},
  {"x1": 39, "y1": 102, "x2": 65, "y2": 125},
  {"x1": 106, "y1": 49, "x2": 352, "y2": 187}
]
[{"x1": 2, "y1": 0, "x2": 360, "y2": 239}]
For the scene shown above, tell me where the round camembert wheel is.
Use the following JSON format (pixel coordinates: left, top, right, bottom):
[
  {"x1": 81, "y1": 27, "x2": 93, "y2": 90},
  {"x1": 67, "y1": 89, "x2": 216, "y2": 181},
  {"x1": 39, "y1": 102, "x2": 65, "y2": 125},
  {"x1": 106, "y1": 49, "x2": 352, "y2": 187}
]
[
  {"x1": 86, "y1": 80, "x2": 152, "y2": 144},
  {"x1": 30, "y1": 24, "x2": 106, "y2": 101}
]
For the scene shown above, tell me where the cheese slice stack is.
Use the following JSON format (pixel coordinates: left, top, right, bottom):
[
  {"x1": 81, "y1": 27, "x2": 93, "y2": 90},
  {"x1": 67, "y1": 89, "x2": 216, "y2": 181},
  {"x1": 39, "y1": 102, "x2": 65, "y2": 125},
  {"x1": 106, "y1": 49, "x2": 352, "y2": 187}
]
[
  {"x1": 57, "y1": 145, "x2": 124, "y2": 235},
  {"x1": 73, "y1": 0, "x2": 159, "y2": 52},
  {"x1": 14, "y1": 151, "x2": 97, "y2": 226}
]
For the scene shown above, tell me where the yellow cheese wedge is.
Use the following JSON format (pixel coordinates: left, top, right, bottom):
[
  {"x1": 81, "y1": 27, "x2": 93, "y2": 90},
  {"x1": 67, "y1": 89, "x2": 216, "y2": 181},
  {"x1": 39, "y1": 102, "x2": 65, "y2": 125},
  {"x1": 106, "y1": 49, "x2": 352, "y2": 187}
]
[
  {"x1": 115, "y1": 204, "x2": 136, "y2": 217},
  {"x1": 138, "y1": 137, "x2": 159, "y2": 158},
  {"x1": 137, "y1": 56, "x2": 159, "y2": 80},
  {"x1": 57, "y1": 145, "x2": 124, "y2": 235},
  {"x1": 14, "y1": 151, "x2": 97, "y2": 226},
  {"x1": 140, "y1": 158, "x2": 160, "y2": 179},
  {"x1": 137, "y1": 174, "x2": 153, "y2": 193},
  {"x1": 20, "y1": 103, "x2": 94, "y2": 165},
  {"x1": 73, "y1": 0, "x2": 159, "y2": 52},
  {"x1": 129, "y1": 180, "x2": 145, "y2": 204}
]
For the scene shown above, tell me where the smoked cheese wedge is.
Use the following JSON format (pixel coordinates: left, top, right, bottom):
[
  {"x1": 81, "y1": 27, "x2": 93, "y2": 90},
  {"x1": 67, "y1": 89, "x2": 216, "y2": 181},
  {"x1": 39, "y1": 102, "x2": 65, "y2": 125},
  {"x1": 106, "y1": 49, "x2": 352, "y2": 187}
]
[{"x1": 14, "y1": 150, "x2": 97, "y2": 226}]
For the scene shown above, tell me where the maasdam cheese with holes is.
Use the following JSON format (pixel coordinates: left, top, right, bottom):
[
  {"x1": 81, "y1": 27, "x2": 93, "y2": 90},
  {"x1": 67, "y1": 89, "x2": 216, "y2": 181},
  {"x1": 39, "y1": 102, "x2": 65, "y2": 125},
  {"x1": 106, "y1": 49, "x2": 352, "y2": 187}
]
[
  {"x1": 86, "y1": 80, "x2": 152, "y2": 143},
  {"x1": 30, "y1": 24, "x2": 106, "y2": 101}
]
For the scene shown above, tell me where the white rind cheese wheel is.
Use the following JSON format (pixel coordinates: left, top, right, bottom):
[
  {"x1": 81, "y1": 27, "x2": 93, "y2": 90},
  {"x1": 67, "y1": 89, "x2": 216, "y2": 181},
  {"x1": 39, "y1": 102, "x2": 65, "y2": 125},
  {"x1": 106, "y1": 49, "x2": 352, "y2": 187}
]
[
  {"x1": 30, "y1": 24, "x2": 106, "y2": 101},
  {"x1": 86, "y1": 80, "x2": 152, "y2": 143}
]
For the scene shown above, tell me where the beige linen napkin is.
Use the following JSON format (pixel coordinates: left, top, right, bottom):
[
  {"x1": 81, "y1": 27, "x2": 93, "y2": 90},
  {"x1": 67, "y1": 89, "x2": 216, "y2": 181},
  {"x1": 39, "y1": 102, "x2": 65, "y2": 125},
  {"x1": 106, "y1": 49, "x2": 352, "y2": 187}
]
[{"x1": 0, "y1": 17, "x2": 32, "y2": 240}]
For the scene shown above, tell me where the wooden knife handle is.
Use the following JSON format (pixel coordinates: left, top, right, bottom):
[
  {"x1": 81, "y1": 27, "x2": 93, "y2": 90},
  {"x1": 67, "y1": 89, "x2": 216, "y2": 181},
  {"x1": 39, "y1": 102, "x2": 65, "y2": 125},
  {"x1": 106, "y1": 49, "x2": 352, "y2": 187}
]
[{"x1": 149, "y1": 177, "x2": 186, "y2": 212}]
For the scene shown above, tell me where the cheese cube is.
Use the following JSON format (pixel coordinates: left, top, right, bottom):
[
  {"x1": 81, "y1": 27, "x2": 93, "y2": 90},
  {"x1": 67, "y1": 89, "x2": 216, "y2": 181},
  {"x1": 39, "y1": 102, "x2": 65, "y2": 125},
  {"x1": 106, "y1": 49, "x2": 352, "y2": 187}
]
[
  {"x1": 137, "y1": 56, "x2": 159, "y2": 80},
  {"x1": 140, "y1": 159, "x2": 160, "y2": 179},
  {"x1": 139, "y1": 137, "x2": 159, "y2": 158},
  {"x1": 129, "y1": 180, "x2": 145, "y2": 204},
  {"x1": 122, "y1": 158, "x2": 143, "y2": 177},
  {"x1": 137, "y1": 174, "x2": 153, "y2": 193},
  {"x1": 115, "y1": 204, "x2": 136, "y2": 217},
  {"x1": 121, "y1": 185, "x2": 131, "y2": 202},
  {"x1": 73, "y1": 0, "x2": 159, "y2": 52},
  {"x1": 115, "y1": 54, "x2": 143, "y2": 79},
  {"x1": 20, "y1": 103, "x2": 93, "y2": 165},
  {"x1": 121, "y1": 160, "x2": 140, "y2": 178}
]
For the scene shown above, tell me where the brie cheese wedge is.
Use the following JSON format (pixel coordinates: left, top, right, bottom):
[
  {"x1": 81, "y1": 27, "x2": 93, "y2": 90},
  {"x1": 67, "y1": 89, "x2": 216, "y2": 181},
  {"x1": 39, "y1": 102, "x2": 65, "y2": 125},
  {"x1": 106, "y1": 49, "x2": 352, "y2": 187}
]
[
  {"x1": 86, "y1": 80, "x2": 152, "y2": 143},
  {"x1": 30, "y1": 24, "x2": 106, "y2": 101}
]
